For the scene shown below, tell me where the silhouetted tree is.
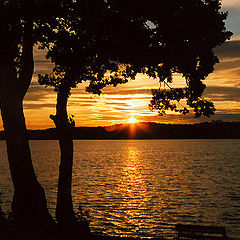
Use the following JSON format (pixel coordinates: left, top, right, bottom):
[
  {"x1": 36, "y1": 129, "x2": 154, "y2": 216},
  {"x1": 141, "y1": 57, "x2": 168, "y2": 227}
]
[
  {"x1": 0, "y1": 0, "x2": 75, "y2": 234},
  {"x1": 38, "y1": 0, "x2": 231, "y2": 227}
]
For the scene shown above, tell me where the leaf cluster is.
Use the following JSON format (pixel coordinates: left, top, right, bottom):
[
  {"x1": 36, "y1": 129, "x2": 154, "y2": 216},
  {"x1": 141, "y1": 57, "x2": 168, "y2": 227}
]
[
  {"x1": 149, "y1": 87, "x2": 215, "y2": 117},
  {"x1": 37, "y1": 0, "x2": 231, "y2": 117},
  {"x1": 0, "y1": 1, "x2": 72, "y2": 76}
]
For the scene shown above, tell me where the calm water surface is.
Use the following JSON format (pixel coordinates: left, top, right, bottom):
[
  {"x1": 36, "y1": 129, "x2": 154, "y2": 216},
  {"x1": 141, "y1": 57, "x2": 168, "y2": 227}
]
[{"x1": 0, "y1": 139, "x2": 240, "y2": 238}]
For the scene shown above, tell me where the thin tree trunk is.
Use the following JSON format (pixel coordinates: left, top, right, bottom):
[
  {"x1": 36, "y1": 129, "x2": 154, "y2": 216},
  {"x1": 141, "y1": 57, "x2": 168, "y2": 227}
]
[
  {"x1": 0, "y1": 94, "x2": 53, "y2": 225},
  {"x1": 0, "y1": 17, "x2": 53, "y2": 228},
  {"x1": 54, "y1": 83, "x2": 77, "y2": 225}
]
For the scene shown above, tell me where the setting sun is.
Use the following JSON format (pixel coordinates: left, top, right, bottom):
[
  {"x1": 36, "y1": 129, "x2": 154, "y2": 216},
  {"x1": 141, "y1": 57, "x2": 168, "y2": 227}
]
[{"x1": 128, "y1": 117, "x2": 138, "y2": 124}]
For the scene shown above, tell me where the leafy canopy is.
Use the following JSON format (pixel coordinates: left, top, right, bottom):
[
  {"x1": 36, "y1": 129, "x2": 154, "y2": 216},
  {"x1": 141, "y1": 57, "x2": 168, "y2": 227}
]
[
  {"x1": 38, "y1": 0, "x2": 232, "y2": 117},
  {"x1": 0, "y1": 0, "x2": 72, "y2": 81}
]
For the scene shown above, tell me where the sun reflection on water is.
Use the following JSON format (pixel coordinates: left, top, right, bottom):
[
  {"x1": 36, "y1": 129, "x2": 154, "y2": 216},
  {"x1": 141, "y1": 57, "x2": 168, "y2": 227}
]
[{"x1": 115, "y1": 146, "x2": 153, "y2": 236}]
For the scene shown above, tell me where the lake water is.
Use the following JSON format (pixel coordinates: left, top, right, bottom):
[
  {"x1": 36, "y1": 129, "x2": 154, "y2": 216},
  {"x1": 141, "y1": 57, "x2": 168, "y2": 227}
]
[{"x1": 0, "y1": 139, "x2": 240, "y2": 239}]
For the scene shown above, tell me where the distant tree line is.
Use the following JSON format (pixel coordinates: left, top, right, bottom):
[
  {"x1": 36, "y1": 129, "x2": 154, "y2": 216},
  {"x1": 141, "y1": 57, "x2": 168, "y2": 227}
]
[{"x1": 1, "y1": 121, "x2": 239, "y2": 139}]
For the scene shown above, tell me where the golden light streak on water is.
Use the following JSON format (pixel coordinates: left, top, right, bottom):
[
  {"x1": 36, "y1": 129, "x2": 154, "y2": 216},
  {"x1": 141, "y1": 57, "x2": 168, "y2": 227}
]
[{"x1": 114, "y1": 146, "x2": 152, "y2": 236}]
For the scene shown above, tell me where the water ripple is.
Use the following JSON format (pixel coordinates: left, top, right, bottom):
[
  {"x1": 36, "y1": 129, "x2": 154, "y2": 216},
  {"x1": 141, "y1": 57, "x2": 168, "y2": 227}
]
[{"x1": 0, "y1": 139, "x2": 240, "y2": 238}]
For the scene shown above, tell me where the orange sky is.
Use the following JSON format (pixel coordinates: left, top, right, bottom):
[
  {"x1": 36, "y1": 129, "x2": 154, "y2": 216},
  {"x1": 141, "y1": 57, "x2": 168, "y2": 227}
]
[{"x1": 1, "y1": 0, "x2": 240, "y2": 130}]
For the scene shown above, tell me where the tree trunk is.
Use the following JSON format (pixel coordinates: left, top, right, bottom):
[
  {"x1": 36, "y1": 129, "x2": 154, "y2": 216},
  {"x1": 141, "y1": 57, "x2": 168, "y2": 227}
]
[
  {"x1": 0, "y1": 17, "x2": 53, "y2": 229},
  {"x1": 54, "y1": 83, "x2": 77, "y2": 226},
  {"x1": 0, "y1": 95, "x2": 53, "y2": 225}
]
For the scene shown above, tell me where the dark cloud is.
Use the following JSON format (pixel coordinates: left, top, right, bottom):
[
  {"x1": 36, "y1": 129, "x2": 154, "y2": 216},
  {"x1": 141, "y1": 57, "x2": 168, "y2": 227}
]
[
  {"x1": 69, "y1": 103, "x2": 97, "y2": 107},
  {"x1": 33, "y1": 47, "x2": 53, "y2": 76},
  {"x1": 94, "y1": 115, "x2": 127, "y2": 121},
  {"x1": 214, "y1": 40, "x2": 240, "y2": 59},
  {"x1": 69, "y1": 99, "x2": 98, "y2": 105},
  {"x1": 105, "y1": 96, "x2": 151, "y2": 101},
  {"x1": 23, "y1": 103, "x2": 55, "y2": 109},
  {"x1": 204, "y1": 86, "x2": 240, "y2": 102},
  {"x1": 66, "y1": 85, "x2": 153, "y2": 97},
  {"x1": 24, "y1": 82, "x2": 54, "y2": 102},
  {"x1": 101, "y1": 88, "x2": 152, "y2": 95},
  {"x1": 70, "y1": 95, "x2": 98, "y2": 100},
  {"x1": 142, "y1": 112, "x2": 240, "y2": 124},
  {"x1": 203, "y1": 113, "x2": 240, "y2": 122},
  {"x1": 27, "y1": 82, "x2": 53, "y2": 92},
  {"x1": 215, "y1": 59, "x2": 240, "y2": 71}
]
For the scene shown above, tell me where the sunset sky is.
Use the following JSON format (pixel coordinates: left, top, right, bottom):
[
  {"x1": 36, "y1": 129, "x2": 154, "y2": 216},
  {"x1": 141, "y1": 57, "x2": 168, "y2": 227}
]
[{"x1": 1, "y1": 0, "x2": 240, "y2": 130}]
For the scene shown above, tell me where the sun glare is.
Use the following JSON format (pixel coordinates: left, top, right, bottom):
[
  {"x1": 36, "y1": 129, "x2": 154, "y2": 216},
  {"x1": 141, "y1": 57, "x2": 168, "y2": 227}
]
[{"x1": 128, "y1": 117, "x2": 138, "y2": 124}]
